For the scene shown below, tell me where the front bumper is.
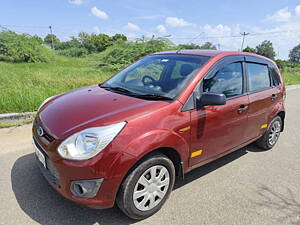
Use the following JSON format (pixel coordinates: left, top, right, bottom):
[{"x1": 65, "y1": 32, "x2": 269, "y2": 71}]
[{"x1": 33, "y1": 136, "x2": 136, "y2": 209}]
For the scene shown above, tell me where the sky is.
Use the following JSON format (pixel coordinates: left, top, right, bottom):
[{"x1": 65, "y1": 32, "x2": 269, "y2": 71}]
[{"x1": 1, "y1": 0, "x2": 300, "y2": 59}]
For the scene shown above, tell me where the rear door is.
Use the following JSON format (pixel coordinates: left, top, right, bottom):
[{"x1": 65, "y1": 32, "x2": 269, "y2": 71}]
[{"x1": 244, "y1": 57, "x2": 279, "y2": 140}]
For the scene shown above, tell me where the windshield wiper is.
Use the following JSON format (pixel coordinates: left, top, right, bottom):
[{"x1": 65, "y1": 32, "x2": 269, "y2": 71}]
[
  {"x1": 100, "y1": 84, "x2": 173, "y2": 101},
  {"x1": 135, "y1": 94, "x2": 173, "y2": 101},
  {"x1": 100, "y1": 85, "x2": 135, "y2": 95}
]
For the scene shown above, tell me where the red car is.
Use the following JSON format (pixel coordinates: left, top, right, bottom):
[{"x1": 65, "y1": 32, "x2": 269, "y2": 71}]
[{"x1": 33, "y1": 50, "x2": 285, "y2": 219}]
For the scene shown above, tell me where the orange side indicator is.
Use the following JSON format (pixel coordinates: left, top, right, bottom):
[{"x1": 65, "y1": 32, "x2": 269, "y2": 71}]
[
  {"x1": 191, "y1": 150, "x2": 203, "y2": 158},
  {"x1": 179, "y1": 126, "x2": 191, "y2": 133},
  {"x1": 261, "y1": 124, "x2": 268, "y2": 129}
]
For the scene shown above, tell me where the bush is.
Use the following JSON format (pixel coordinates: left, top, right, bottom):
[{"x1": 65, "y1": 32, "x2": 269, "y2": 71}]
[
  {"x1": 0, "y1": 31, "x2": 53, "y2": 63},
  {"x1": 56, "y1": 47, "x2": 88, "y2": 57},
  {"x1": 99, "y1": 39, "x2": 172, "y2": 70},
  {"x1": 78, "y1": 32, "x2": 113, "y2": 53},
  {"x1": 55, "y1": 38, "x2": 82, "y2": 50}
]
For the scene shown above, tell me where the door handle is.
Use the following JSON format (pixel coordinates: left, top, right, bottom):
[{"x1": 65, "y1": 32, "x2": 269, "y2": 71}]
[
  {"x1": 271, "y1": 94, "x2": 278, "y2": 100},
  {"x1": 237, "y1": 105, "x2": 249, "y2": 113}
]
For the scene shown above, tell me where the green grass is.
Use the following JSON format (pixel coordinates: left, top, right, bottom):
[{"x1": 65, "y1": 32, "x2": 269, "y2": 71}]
[
  {"x1": 0, "y1": 55, "x2": 300, "y2": 113},
  {"x1": 282, "y1": 71, "x2": 300, "y2": 85},
  {"x1": 0, "y1": 55, "x2": 115, "y2": 113}
]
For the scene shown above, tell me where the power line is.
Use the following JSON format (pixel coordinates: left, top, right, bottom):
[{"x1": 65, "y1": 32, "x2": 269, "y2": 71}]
[
  {"x1": 1, "y1": 24, "x2": 49, "y2": 29},
  {"x1": 186, "y1": 32, "x2": 204, "y2": 45},
  {"x1": 169, "y1": 29, "x2": 300, "y2": 40},
  {"x1": 2, "y1": 23, "x2": 300, "y2": 46},
  {"x1": 0, "y1": 25, "x2": 9, "y2": 31}
]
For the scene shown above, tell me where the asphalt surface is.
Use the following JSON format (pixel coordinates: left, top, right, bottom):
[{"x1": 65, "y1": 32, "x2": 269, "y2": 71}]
[{"x1": 1, "y1": 87, "x2": 300, "y2": 225}]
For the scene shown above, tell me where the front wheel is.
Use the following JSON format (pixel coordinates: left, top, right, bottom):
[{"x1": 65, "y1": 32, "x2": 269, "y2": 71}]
[
  {"x1": 116, "y1": 153, "x2": 175, "y2": 220},
  {"x1": 256, "y1": 116, "x2": 282, "y2": 150}
]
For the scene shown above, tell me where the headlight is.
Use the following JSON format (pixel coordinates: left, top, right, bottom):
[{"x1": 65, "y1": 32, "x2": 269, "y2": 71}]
[
  {"x1": 57, "y1": 122, "x2": 126, "y2": 160},
  {"x1": 38, "y1": 95, "x2": 58, "y2": 111}
]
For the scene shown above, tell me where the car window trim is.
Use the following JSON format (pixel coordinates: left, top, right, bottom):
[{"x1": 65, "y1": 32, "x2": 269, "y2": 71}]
[{"x1": 182, "y1": 55, "x2": 246, "y2": 112}]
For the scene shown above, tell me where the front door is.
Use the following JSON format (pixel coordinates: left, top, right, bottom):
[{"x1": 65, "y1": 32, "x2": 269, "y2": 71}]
[{"x1": 189, "y1": 59, "x2": 249, "y2": 166}]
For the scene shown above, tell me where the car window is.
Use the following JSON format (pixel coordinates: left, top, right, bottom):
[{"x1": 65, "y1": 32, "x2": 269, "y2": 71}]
[
  {"x1": 246, "y1": 63, "x2": 271, "y2": 92},
  {"x1": 170, "y1": 61, "x2": 199, "y2": 79},
  {"x1": 203, "y1": 62, "x2": 243, "y2": 98},
  {"x1": 125, "y1": 59, "x2": 165, "y2": 82},
  {"x1": 104, "y1": 55, "x2": 210, "y2": 99},
  {"x1": 270, "y1": 67, "x2": 281, "y2": 86}
]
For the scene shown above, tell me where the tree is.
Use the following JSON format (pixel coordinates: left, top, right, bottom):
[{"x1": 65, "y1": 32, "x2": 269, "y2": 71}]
[
  {"x1": 111, "y1": 34, "x2": 127, "y2": 42},
  {"x1": 255, "y1": 40, "x2": 276, "y2": 59},
  {"x1": 289, "y1": 44, "x2": 300, "y2": 63},
  {"x1": 178, "y1": 43, "x2": 201, "y2": 49},
  {"x1": 44, "y1": 34, "x2": 60, "y2": 48},
  {"x1": 243, "y1": 46, "x2": 256, "y2": 53},
  {"x1": 100, "y1": 39, "x2": 172, "y2": 69},
  {"x1": 77, "y1": 32, "x2": 112, "y2": 53},
  {"x1": 55, "y1": 38, "x2": 82, "y2": 50},
  {"x1": 178, "y1": 42, "x2": 216, "y2": 50},
  {"x1": 32, "y1": 35, "x2": 43, "y2": 44},
  {"x1": 200, "y1": 42, "x2": 217, "y2": 50},
  {"x1": 0, "y1": 31, "x2": 52, "y2": 63}
]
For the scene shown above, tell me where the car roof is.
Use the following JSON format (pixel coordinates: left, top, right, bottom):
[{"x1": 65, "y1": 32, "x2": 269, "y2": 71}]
[
  {"x1": 153, "y1": 49, "x2": 271, "y2": 60},
  {"x1": 153, "y1": 49, "x2": 226, "y2": 57}
]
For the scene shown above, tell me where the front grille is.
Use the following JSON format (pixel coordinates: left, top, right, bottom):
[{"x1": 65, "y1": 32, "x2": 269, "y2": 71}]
[
  {"x1": 33, "y1": 138, "x2": 60, "y2": 187},
  {"x1": 43, "y1": 131, "x2": 55, "y2": 142}
]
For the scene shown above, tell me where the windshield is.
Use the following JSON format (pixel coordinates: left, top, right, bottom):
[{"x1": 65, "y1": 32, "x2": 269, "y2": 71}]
[{"x1": 102, "y1": 54, "x2": 210, "y2": 100}]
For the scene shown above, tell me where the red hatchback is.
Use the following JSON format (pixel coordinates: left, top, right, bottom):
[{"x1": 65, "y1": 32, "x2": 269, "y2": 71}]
[{"x1": 32, "y1": 50, "x2": 285, "y2": 219}]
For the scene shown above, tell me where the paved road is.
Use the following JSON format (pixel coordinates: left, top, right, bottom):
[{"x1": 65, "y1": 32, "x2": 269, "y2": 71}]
[{"x1": 1, "y1": 88, "x2": 300, "y2": 225}]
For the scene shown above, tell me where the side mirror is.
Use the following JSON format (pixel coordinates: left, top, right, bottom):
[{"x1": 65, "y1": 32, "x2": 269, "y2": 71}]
[{"x1": 196, "y1": 92, "x2": 226, "y2": 109}]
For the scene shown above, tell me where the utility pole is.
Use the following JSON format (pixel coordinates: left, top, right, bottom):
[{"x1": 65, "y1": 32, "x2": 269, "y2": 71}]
[
  {"x1": 240, "y1": 32, "x2": 249, "y2": 51},
  {"x1": 217, "y1": 43, "x2": 221, "y2": 50},
  {"x1": 49, "y1": 25, "x2": 54, "y2": 49}
]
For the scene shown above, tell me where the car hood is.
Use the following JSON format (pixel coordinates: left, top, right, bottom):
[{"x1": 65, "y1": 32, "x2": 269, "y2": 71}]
[{"x1": 39, "y1": 85, "x2": 169, "y2": 139}]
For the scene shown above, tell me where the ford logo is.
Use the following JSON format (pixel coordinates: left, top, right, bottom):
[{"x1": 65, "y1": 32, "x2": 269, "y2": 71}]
[{"x1": 37, "y1": 125, "x2": 44, "y2": 137}]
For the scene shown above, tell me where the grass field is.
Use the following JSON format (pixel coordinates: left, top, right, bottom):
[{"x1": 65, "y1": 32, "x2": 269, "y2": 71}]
[
  {"x1": 0, "y1": 56, "x2": 300, "y2": 113},
  {"x1": 282, "y1": 71, "x2": 300, "y2": 85},
  {"x1": 0, "y1": 55, "x2": 114, "y2": 113}
]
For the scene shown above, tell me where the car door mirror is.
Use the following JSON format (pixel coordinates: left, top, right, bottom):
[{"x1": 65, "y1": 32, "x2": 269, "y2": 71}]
[{"x1": 196, "y1": 93, "x2": 226, "y2": 109}]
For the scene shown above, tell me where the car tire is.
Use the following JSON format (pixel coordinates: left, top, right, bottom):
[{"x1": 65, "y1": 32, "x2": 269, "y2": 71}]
[
  {"x1": 116, "y1": 153, "x2": 175, "y2": 220},
  {"x1": 255, "y1": 116, "x2": 282, "y2": 150}
]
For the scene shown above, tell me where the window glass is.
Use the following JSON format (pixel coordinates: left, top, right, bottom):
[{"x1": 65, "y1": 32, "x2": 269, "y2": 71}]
[
  {"x1": 270, "y1": 67, "x2": 281, "y2": 86},
  {"x1": 170, "y1": 61, "x2": 199, "y2": 79},
  {"x1": 247, "y1": 63, "x2": 271, "y2": 92},
  {"x1": 203, "y1": 62, "x2": 243, "y2": 98},
  {"x1": 104, "y1": 55, "x2": 210, "y2": 99},
  {"x1": 125, "y1": 59, "x2": 165, "y2": 82}
]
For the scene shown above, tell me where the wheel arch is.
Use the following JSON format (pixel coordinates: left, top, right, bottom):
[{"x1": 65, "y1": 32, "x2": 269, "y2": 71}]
[{"x1": 124, "y1": 147, "x2": 184, "y2": 181}]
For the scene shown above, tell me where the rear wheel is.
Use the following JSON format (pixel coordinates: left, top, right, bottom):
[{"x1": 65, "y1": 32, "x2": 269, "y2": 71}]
[
  {"x1": 256, "y1": 116, "x2": 282, "y2": 150},
  {"x1": 116, "y1": 153, "x2": 175, "y2": 220}
]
